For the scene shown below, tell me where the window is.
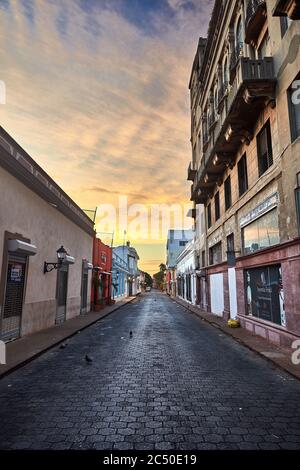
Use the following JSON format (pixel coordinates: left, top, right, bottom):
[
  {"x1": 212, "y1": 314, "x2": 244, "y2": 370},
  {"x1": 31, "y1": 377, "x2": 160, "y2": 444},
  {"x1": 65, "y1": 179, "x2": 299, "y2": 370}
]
[
  {"x1": 238, "y1": 153, "x2": 248, "y2": 196},
  {"x1": 209, "y1": 242, "x2": 222, "y2": 265},
  {"x1": 179, "y1": 241, "x2": 187, "y2": 247},
  {"x1": 207, "y1": 203, "x2": 212, "y2": 229},
  {"x1": 288, "y1": 77, "x2": 300, "y2": 142},
  {"x1": 257, "y1": 120, "x2": 273, "y2": 176},
  {"x1": 224, "y1": 176, "x2": 232, "y2": 210},
  {"x1": 214, "y1": 192, "x2": 220, "y2": 221},
  {"x1": 201, "y1": 250, "x2": 206, "y2": 268},
  {"x1": 243, "y1": 209, "x2": 280, "y2": 254},
  {"x1": 280, "y1": 16, "x2": 292, "y2": 37},
  {"x1": 245, "y1": 265, "x2": 285, "y2": 326}
]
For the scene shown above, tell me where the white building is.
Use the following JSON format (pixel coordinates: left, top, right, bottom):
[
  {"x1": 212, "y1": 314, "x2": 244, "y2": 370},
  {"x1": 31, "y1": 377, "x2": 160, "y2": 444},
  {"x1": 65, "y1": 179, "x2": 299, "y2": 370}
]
[
  {"x1": 176, "y1": 238, "x2": 197, "y2": 305},
  {"x1": 0, "y1": 127, "x2": 94, "y2": 342}
]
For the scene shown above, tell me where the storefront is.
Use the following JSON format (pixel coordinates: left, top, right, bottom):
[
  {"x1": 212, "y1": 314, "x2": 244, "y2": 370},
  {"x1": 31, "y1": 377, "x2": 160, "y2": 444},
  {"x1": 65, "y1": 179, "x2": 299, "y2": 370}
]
[
  {"x1": 236, "y1": 238, "x2": 300, "y2": 347},
  {"x1": 92, "y1": 238, "x2": 112, "y2": 310}
]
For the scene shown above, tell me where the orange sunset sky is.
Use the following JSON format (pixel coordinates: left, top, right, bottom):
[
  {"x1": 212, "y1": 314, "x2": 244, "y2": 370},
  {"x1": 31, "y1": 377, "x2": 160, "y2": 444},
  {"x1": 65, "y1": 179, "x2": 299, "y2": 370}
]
[{"x1": 0, "y1": 0, "x2": 213, "y2": 274}]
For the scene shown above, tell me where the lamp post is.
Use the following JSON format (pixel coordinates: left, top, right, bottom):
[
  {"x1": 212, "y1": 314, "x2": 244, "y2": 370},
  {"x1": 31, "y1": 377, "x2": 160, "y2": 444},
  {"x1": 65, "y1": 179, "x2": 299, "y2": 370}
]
[{"x1": 44, "y1": 246, "x2": 75, "y2": 274}]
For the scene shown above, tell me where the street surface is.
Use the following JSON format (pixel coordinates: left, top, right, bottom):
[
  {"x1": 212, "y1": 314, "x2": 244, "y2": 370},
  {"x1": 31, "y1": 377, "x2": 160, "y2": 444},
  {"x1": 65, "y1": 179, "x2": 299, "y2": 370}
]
[{"x1": 0, "y1": 291, "x2": 300, "y2": 450}]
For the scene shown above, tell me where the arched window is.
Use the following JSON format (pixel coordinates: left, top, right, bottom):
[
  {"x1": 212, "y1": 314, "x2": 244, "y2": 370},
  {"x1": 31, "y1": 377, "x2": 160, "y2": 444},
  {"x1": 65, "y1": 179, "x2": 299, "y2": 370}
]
[
  {"x1": 236, "y1": 17, "x2": 243, "y2": 49},
  {"x1": 223, "y1": 57, "x2": 229, "y2": 85}
]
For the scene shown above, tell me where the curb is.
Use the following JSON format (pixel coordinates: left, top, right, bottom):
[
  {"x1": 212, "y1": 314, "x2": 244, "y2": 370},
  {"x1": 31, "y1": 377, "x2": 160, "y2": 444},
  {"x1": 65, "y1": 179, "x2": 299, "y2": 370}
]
[
  {"x1": 171, "y1": 295, "x2": 300, "y2": 381},
  {"x1": 0, "y1": 296, "x2": 138, "y2": 380}
]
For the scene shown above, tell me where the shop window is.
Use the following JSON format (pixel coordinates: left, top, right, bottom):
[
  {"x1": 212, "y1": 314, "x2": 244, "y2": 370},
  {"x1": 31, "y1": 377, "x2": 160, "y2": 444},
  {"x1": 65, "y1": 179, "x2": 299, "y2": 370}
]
[
  {"x1": 243, "y1": 209, "x2": 280, "y2": 254},
  {"x1": 238, "y1": 153, "x2": 248, "y2": 196},
  {"x1": 215, "y1": 191, "x2": 220, "y2": 221},
  {"x1": 257, "y1": 120, "x2": 273, "y2": 176},
  {"x1": 209, "y1": 242, "x2": 222, "y2": 265},
  {"x1": 245, "y1": 265, "x2": 286, "y2": 326},
  {"x1": 207, "y1": 203, "x2": 212, "y2": 229},
  {"x1": 224, "y1": 176, "x2": 232, "y2": 211},
  {"x1": 288, "y1": 76, "x2": 300, "y2": 142}
]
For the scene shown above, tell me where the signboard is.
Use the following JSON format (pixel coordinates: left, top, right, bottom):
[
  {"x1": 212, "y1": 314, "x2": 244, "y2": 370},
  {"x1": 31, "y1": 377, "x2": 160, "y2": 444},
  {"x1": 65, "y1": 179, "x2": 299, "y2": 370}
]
[
  {"x1": 240, "y1": 192, "x2": 279, "y2": 228},
  {"x1": 10, "y1": 264, "x2": 23, "y2": 282}
]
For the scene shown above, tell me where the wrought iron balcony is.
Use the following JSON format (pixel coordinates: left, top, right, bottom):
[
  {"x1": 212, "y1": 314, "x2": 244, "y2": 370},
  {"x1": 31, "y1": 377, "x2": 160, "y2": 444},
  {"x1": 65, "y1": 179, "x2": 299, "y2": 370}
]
[
  {"x1": 273, "y1": 0, "x2": 300, "y2": 19},
  {"x1": 192, "y1": 56, "x2": 276, "y2": 203},
  {"x1": 245, "y1": 0, "x2": 267, "y2": 44},
  {"x1": 187, "y1": 162, "x2": 197, "y2": 181}
]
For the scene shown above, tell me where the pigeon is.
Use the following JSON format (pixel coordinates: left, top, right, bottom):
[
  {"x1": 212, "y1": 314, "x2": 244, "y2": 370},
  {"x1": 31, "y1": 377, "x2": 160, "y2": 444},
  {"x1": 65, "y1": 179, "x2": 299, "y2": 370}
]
[
  {"x1": 60, "y1": 343, "x2": 67, "y2": 349},
  {"x1": 85, "y1": 354, "x2": 93, "y2": 363},
  {"x1": 129, "y1": 331, "x2": 133, "y2": 338}
]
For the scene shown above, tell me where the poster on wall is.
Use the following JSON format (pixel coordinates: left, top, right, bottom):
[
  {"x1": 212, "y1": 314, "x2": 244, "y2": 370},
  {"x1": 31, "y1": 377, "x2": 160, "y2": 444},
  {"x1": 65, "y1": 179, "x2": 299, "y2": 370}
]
[
  {"x1": 245, "y1": 265, "x2": 283, "y2": 326},
  {"x1": 10, "y1": 264, "x2": 23, "y2": 282}
]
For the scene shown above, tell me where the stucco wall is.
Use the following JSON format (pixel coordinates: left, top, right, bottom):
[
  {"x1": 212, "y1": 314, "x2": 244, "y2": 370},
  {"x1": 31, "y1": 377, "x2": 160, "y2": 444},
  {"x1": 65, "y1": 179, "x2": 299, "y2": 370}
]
[{"x1": 0, "y1": 166, "x2": 93, "y2": 335}]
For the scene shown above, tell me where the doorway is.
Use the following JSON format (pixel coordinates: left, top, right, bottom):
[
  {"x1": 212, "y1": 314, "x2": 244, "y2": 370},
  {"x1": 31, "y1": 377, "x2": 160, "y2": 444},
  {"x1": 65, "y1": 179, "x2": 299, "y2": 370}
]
[
  {"x1": 56, "y1": 264, "x2": 68, "y2": 324},
  {"x1": 1, "y1": 253, "x2": 27, "y2": 342}
]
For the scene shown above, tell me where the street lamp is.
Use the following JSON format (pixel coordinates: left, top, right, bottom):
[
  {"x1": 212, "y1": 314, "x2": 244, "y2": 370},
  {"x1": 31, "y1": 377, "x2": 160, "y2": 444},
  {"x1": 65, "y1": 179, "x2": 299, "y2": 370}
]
[{"x1": 44, "y1": 245, "x2": 75, "y2": 274}]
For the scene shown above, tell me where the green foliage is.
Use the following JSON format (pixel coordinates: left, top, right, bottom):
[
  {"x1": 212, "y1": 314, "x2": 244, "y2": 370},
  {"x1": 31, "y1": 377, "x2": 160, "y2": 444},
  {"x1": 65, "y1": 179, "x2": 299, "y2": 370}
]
[{"x1": 144, "y1": 272, "x2": 153, "y2": 287}]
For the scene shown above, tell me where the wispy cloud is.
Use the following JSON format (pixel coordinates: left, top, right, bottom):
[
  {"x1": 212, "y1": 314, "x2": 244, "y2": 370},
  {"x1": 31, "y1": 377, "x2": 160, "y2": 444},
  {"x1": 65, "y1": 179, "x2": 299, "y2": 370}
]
[{"x1": 0, "y1": 0, "x2": 213, "y2": 272}]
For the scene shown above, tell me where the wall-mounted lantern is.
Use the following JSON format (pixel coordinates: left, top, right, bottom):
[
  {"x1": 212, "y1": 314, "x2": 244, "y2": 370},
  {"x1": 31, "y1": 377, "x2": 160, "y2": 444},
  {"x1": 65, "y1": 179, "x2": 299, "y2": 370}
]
[{"x1": 44, "y1": 246, "x2": 75, "y2": 274}]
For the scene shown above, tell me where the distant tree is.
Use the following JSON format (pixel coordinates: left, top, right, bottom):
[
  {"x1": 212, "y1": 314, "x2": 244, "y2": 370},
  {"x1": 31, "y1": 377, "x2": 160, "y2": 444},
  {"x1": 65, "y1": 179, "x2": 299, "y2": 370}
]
[
  {"x1": 159, "y1": 263, "x2": 166, "y2": 272},
  {"x1": 144, "y1": 272, "x2": 153, "y2": 287},
  {"x1": 154, "y1": 263, "x2": 167, "y2": 290}
]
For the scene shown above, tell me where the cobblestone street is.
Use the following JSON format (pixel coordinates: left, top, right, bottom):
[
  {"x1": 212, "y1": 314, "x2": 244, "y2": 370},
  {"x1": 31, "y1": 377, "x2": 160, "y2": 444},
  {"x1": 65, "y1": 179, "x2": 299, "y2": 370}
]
[{"x1": 0, "y1": 291, "x2": 300, "y2": 451}]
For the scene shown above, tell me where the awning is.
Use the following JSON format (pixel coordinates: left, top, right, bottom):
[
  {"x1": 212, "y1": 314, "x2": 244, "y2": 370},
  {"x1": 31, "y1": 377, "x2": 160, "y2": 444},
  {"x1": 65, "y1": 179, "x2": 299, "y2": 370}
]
[{"x1": 8, "y1": 239, "x2": 37, "y2": 256}]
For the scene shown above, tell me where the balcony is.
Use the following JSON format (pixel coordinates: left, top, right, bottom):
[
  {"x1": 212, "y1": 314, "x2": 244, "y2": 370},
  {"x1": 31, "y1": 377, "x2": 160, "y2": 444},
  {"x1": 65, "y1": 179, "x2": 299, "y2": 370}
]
[
  {"x1": 192, "y1": 56, "x2": 276, "y2": 203},
  {"x1": 273, "y1": 0, "x2": 300, "y2": 19},
  {"x1": 245, "y1": 1, "x2": 267, "y2": 45},
  {"x1": 187, "y1": 162, "x2": 197, "y2": 181}
]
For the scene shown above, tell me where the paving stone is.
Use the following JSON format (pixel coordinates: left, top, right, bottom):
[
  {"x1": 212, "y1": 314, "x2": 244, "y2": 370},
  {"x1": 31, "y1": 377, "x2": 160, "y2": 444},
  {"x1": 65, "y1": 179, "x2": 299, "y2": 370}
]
[{"x1": 0, "y1": 292, "x2": 300, "y2": 450}]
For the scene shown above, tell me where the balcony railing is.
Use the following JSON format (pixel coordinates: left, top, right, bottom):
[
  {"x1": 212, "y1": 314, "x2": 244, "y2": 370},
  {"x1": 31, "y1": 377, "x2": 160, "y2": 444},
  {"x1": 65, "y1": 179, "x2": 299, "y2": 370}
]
[
  {"x1": 245, "y1": 0, "x2": 267, "y2": 44},
  {"x1": 192, "y1": 56, "x2": 276, "y2": 203}
]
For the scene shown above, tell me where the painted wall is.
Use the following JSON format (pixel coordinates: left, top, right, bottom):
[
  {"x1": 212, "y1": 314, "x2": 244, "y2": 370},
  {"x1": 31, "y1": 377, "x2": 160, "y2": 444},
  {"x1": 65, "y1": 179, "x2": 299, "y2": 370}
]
[{"x1": 0, "y1": 166, "x2": 93, "y2": 335}]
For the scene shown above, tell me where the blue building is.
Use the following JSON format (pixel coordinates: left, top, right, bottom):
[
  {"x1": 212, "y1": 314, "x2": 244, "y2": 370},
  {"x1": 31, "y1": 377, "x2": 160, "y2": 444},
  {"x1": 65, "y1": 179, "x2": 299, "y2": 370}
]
[{"x1": 111, "y1": 250, "x2": 129, "y2": 301}]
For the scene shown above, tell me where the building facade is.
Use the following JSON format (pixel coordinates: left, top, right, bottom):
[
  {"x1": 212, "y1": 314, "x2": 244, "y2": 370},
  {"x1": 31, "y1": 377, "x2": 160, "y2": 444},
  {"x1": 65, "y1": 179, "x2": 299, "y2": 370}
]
[
  {"x1": 166, "y1": 229, "x2": 193, "y2": 296},
  {"x1": 176, "y1": 238, "x2": 197, "y2": 305},
  {"x1": 0, "y1": 127, "x2": 95, "y2": 341},
  {"x1": 92, "y1": 238, "x2": 112, "y2": 310},
  {"x1": 188, "y1": 0, "x2": 300, "y2": 346}
]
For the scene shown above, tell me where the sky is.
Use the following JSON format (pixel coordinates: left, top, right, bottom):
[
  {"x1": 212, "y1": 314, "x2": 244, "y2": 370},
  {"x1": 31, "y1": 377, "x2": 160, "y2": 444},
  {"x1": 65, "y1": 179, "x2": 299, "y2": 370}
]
[{"x1": 0, "y1": 0, "x2": 213, "y2": 274}]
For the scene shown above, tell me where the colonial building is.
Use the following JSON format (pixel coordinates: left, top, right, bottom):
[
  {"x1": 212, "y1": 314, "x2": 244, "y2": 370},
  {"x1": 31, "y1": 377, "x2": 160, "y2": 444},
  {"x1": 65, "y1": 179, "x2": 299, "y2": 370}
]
[
  {"x1": 166, "y1": 229, "x2": 193, "y2": 296},
  {"x1": 176, "y1": 238, "x2": 197, "y2": 305},
  {"x1": 189, "y1": 0, "x2": 300, "y2": 346},
  {"x1": 112, "y1": 242, "x2": 141, "y2": 300},
  {"x1": 0, "y1": 127, "x2": 95, "y2": 341},
  {"x1": 92, "y1": 238, "x2": 112, "y2": 310}
]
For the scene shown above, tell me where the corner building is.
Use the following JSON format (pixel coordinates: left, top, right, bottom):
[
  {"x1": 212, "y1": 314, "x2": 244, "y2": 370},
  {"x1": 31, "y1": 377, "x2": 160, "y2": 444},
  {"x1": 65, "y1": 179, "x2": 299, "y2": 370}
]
[{"x1": 189, "y1": 0, "x2": 300, "y2": 347}]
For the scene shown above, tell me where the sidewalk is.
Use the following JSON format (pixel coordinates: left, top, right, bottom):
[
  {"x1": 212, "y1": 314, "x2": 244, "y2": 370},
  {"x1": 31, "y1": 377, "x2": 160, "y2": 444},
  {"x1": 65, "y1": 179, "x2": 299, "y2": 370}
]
[
  {"x1": 0, "y1": 296, "x2": 137, "y2": 378},
  {"x1": 172, "y1": 296, "x2": 300, "y2": 381}
]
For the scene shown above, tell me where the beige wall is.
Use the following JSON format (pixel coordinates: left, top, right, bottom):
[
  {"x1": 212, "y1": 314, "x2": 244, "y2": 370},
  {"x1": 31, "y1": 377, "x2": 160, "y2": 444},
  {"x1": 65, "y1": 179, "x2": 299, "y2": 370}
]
[{"x1": 0, "y1": 166, "x2": 93, "y2": 335}]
